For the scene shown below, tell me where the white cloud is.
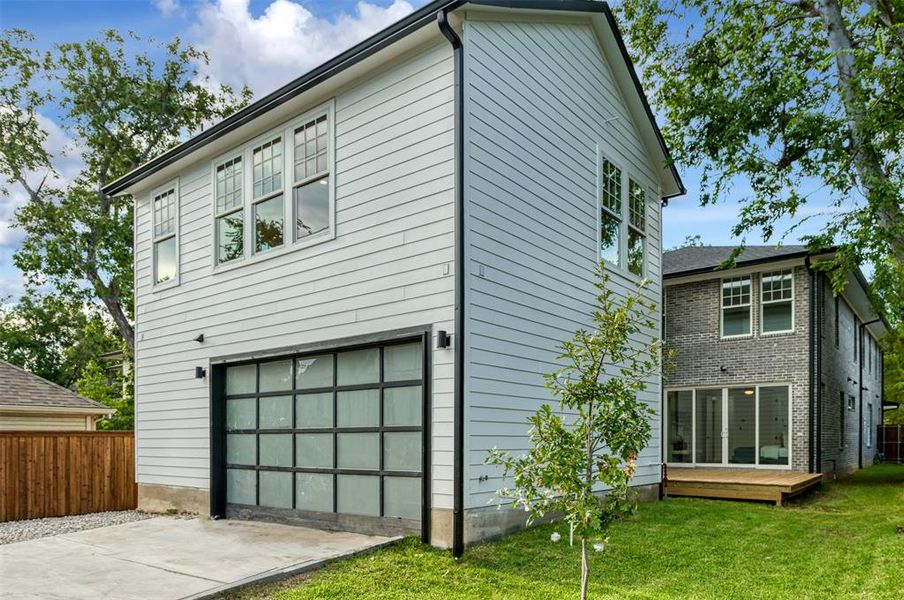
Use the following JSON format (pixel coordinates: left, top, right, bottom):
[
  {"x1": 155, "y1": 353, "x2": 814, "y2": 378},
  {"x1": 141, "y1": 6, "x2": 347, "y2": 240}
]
[
  {"x1": 190, "y1": 0, "x2": 415, "y2": 96},
  {"x1": 154, "y1": 0, "x2": 185, "y2": 18}
]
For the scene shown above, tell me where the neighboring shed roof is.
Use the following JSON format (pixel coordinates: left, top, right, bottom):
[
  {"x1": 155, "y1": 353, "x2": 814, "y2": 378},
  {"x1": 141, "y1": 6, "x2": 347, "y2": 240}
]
[
  {"x1": 0, "y1": 360, "x2": 113, "y2": 413},
  {"x1": 663, "y1": 245, "x2": 811, "y2": 277}
]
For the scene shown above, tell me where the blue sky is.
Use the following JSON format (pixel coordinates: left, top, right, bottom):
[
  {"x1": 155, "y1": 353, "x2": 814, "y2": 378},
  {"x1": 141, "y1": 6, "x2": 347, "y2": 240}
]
[{"x1": 0, "y1": 0, "x2": 834, "y2": 300}]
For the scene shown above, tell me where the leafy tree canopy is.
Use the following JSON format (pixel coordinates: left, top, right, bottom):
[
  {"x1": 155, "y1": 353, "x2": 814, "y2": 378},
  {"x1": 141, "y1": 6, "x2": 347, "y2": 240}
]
[{"x1": 0, "y1": 29, "x2": 251, "y2": 352}]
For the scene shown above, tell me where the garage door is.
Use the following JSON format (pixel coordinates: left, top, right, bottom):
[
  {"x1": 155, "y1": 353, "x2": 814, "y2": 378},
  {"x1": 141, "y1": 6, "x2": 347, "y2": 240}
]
[{"x1": 219, "y1": 338, "x2": 426, "y2": 536}]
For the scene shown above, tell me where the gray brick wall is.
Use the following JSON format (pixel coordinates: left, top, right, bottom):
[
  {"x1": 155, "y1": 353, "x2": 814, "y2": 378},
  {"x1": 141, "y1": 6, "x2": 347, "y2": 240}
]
[{"x1": 664, "y1": 265, "x2": 811, "y2": 471}]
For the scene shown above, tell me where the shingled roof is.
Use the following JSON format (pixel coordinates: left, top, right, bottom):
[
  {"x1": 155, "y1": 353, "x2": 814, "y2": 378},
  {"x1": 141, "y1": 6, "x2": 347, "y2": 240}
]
[
  {"x1": 663, "y1": 245, "x2": 812, "y2": 277},
  {"x1": 0, "y1": 360, "x2": 113, "y2": 413}
]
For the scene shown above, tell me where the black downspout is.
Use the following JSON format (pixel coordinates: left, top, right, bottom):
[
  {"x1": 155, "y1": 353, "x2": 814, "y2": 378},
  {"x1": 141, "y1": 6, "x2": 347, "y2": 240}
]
[
  {"x1": 437, "y1": 9, "x2": 465, "y2": 559},
  {"x1": 807, "y1": 257, "x2": 816, "y2": 473}
]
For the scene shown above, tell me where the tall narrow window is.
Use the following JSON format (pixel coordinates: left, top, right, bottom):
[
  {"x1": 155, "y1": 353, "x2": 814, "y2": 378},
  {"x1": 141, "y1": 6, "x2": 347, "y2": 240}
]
[
  {"x1": 627, "y1": 180, "x2": 646, "y2": 276},
  {"x1": 761, "y1": 269, "x2": 793, "y2": 333},
  {"x1": 293, "y1": 115, "x2": 330, "y2": 241},
  {"x1": 839, "y1": 391, "x2": 845, "y2": 448},
  {"x1": 722, "y1": 276, "x2": 751, "y2": 337},
  {"x1": 599, "y1": 158, "x2": 621, "y2": 266},
  {"x1": 153, "y1": 186, "x2": 177, "y2": 284},
  {"x1": 867, "y1": 403, "x2": 873, "y2": 447},
  {"x1": 252, "y1": 137, "x2": 284, "y2": 253},
  {"x1": 215, "y1": 156, "x2": 244, "y2": 264},
  {"x1": 834, "y1": 296, "x2": 840, "y2": 348}
]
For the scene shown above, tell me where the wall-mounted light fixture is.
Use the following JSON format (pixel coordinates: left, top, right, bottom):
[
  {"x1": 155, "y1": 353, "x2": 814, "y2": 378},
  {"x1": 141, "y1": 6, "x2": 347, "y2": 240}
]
[
  {"x1": 720, "y1": 365, "x2": 728, "y2": 373},
  {"x1": 195, "y1": 366, "x2": 207, "y2": 379},
  {"x1": 437, "y1": 330, "x2": 451, "y2": 349},
  {"x1": 194, "y1": 333, "x2": 205, "y2": 343}
]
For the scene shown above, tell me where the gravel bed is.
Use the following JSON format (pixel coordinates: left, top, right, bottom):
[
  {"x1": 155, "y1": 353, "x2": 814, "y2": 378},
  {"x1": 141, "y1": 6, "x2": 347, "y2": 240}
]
[{"x1": 0, "y1": 510, "x2": 154, "y2": 545}]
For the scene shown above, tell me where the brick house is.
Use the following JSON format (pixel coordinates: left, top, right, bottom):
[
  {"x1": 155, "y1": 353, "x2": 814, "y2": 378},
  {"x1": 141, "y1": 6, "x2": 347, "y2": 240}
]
[{"x1": 663, "y1": 246, "x2": 887, "y2": 478}]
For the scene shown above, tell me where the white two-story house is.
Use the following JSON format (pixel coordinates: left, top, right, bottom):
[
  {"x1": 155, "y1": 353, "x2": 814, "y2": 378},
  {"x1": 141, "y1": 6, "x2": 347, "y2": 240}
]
[{"x1": 104, "y1": 0, "x2": 684, "y2": 554}]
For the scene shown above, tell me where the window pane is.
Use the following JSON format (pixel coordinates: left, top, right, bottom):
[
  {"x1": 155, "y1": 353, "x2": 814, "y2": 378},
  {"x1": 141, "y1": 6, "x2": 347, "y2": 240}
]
[
  {"x1": 337, "y1": 389, "x2": 379, "y2": 427},
  {"x1": 384, "y1": 432, "x2": 421, "y2": 471},
  {"x1": 337, "y1": 348, "x2": 379, "y2": 385},
  {"x1": 216, "y1": 157, "x2": 243, "y2": 213},
  {"x1": 295, "y1": 177, "x2": 330, "y2": 240},
  {"x1": 296, "y1": 392, "x2": 333, "y2": 428},
  {"x1": 600, "y1": 211, "x2": 620, "y2": 266},
  {"x1": 259, "y1": 434, "x2": 292, "y2": 467},
  {"x1": 226, "y1": 434, "x2": 256, "y2": 466},
  {"x1": 259, "y1": 360, "x2": 292, "y2": 392},
  {"x1": 259, "y1": 471, "x2": 293, "y2": 509},
  {"x1": 295, "y1": 433, "x2": 333, "y2": 468},
  {"x1": 763, "y1": 302, "x2": 793, "y2": 333},
  {"x1": 601, "y1": 159, "x2": 621, "y2": 213},
  {"x1": 227, "y1": 469, "x2": 256, "y2": 505},
  {"x1": 337, "y1": 433, "x2": 380, "y2": 470},
  {"x1": 666, "y1": 391, "x2": 692, "y2": 463},
  {"x1": 759, "y1": 386, "x2": 789, "y2": 465},
  {"x1": 337, "y1": 475, "x2": 379, "y2": 516},
  {"x1": 723, "y1": 306, "x2": 751, "y2": 336},
  {"x1": 628, "y1": 229, "x2": 644, "y2": 276},
  {"x1": 761, "y1": 270, "x2": 792, "y2": 302},
  {"x1": 722, "y1": 277, "x2": 751, "y2": 306},
  {"x1": 728, "y1": 387, "x2": 756, "y2": 464},
  {"x1": 384, "y1": 386, "x2": 421, "y2": 427},
  {"x1": 226, "y1": 364, "x2": 256, "y2": 395},
  {"x1": 154, "y1": 237, "x2": 177, "y2": 284},
  {"x1": 695, "y1": 389, "x2": 723, "y2": 463},
  {"x1": 384, "y1": 477, "x2": 420, "y2": 520},
  {"x1": 153, "y1": 189, "x2": 176, "y2": 238},
  {"x1": 296, "y1": 355, "x2": 333, "y2": 389},
  {"x1": 252, "y1": 138, "x2": 282, "y2": 198},
  {"x1": 383, "y1": 342, "x2": 422, "y2": 381},
  {"x1": 296, "y1": 473, "x2": 333, "y2": 512},
  {"x1": 294, "y1": 116, "x2": 328, "y2": 182},
  {"x1": 217, "y1": 212, "x2": 243, "y2": 264},
  {"x1": 259, "y1": 395, "x2": 292, "y2": 429},
  {"x1": 254, "y1": 194, "x2": 284, "y2": 253},
  {"x1": 628, "y1": 180, "x2": 645, "y2": 230},
  {"x1": 226, "y1": 398, "x2": 256, "y2": 430}
]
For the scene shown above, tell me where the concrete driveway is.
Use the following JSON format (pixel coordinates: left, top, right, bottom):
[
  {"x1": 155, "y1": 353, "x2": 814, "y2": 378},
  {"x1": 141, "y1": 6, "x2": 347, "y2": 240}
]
[{"x1": 0, "y1": 516, "x2": 396, "y2": 600}]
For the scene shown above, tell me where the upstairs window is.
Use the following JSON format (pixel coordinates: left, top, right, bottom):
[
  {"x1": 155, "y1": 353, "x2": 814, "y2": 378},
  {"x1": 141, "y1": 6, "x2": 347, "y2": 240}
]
[
  {"x1": 293, "y1": 116, "x2": 330, "y2": 240},
  {"x1": 215, "y1": 156, "x2": 244, "y2": 264},
  {"x1": 722, "y1": 276, "x2": 751, "y2": 337},
  {"x1": 627, "y1": 180, "x2": 646, "y2": 277},
  {"x1": 152, "y1": 185, "x2": 178, "y2": 285},
  {"x1": 599, "y1": 158, "x2": 621, "y2": 267},
  {"x1": 761, "y1": 269, "x2": 793, "y2": 333},
  {"x1": 252, "y1": 137, "x2": 285, "y2": 254}
]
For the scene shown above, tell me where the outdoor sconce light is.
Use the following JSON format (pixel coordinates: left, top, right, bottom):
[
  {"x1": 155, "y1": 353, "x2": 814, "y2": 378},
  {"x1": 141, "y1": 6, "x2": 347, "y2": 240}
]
[
  {"x1": 720, "y1": 365, "x2": 728, "y2": 373},
  {"x1": 195, "y1": 367, "x2": 207, "y2": 379},
  {"x1": 437, "y1": 330, "x2": 451, "y2": 349},
  {"x1": 194, "y1": 333, "x2": 205, "y2": 343}
]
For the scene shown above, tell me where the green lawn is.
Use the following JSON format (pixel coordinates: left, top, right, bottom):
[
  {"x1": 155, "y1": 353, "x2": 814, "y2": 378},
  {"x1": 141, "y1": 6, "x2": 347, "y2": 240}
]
[{"x1": 231, "y1": 465, "x2": 904, "y2": 599}]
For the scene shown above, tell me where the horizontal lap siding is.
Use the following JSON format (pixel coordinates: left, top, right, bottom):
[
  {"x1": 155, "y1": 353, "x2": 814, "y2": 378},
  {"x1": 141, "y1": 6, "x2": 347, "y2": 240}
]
[
  {"x1": 463, "y1": 18, "x2": 663, "y2": 508},
  {"x1": 134, "y1": 42, "x2": 456, "y2": 509}
]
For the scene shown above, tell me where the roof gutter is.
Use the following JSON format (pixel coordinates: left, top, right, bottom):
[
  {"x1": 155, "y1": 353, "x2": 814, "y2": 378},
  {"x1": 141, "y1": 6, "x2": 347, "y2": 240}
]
[
  {"x1": 0, "y1": 405, "x2": 115, "y2": 416},
  {"x1": 436, "y1": 7, "x2": 465, "y2": 559}
]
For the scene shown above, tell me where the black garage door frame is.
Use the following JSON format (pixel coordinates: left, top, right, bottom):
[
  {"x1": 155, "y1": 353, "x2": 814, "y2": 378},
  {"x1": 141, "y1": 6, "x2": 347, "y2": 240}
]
[{"x1": 209, "y1": 327, "x2": 431, "y2": 542}]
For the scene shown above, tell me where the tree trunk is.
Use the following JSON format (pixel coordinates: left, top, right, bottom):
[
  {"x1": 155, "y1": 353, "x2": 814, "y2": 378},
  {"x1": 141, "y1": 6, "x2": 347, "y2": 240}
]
[
  {"x1": 99, "y1": 293, "x2": 135, "y2": 354},
  {"x1": 581, "y1": 537, "x2": 589, "y2": 600}
]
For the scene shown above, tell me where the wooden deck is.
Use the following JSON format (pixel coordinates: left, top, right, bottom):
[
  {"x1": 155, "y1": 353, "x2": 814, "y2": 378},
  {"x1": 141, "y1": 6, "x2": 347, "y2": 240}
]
[{"x1": 663, "y1": 468, "x2": 823, "y2": 506}]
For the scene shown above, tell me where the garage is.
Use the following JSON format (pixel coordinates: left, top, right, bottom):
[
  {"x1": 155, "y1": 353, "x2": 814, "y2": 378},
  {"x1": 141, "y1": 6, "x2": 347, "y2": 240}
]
[{"x1": 210, "y1": 335, "x2": 428, "y2": 538}]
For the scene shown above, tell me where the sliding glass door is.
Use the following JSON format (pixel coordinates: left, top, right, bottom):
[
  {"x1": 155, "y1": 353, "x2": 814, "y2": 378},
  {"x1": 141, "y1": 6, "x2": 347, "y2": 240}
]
[{"x1": 666, "y1": 385, "x2": 791, "y2": 469}]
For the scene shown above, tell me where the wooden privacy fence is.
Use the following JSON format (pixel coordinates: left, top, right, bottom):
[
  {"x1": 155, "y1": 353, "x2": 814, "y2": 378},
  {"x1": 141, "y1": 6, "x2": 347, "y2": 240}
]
[
  {"x1": 0, "y1": 431, "x2": 136, "y2": 522},
  {"x1": 878, "y1": 425, "x2": 902, "y2": 464}
]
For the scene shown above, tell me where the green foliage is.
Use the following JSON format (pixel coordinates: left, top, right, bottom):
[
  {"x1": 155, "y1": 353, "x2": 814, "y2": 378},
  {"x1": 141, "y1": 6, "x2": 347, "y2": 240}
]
[
  {"x1": 882, "y1": 328, "x2": 904, "y2": 424},
  {"x1": 0, "y1": 29, "x2": 251, "y2": 352},
  {"x1": 0, "y1": 293, "x2": 118, "y2": 388},
  {"x1": 616, "y1": 0, "x2": 904, "y2": 317},
  {"x1": 76, "y1": 358, "x2": 134, "y2": 430},
  {"x1": 668, "y1": 234, "x2": 704, "y2": 251},
  {"x1": 486, "y1": 265, "x2": 666, "y2": 599}
]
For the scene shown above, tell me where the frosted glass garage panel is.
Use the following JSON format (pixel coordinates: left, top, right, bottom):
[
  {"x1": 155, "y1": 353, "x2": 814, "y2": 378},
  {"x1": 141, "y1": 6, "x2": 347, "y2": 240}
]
[
  {"x1": 226, "y1": 398, "x2": 256, "y2": 430},
  {"x1": 384, "y1": 477, "x2": 420, "y2": 519},
  {"x1": 384, "y1": 432, "x2": 421, "y2": 471},
  {"x1": 259, "y1": 360, "x2": 292, "y2": 392},
  {"x1": 296, "y1": 473, "x2": 333, "y2": 512},
  {"x1": 227, "y1": 469, "x2": 256, "y2": 505},
  {"x1": 259, "y1": 434, "x2": 292, "y2": 467},
  {"x1": 337, "y1": 348, "x2": 379, "y2": 385},
  {"x1": 337, "y1": 475, "x2": 379, "y2": 516},
  {"x1": 296, "y1": 392, "x2": 333, "y2": 428},
  {"x1": 296, "y1": 355, "x2": 333, "y2": 389},
  {"x1": 383, "y1": 342, "x2": 422, "y2": 381},
  {"x1": 337, "y1": 389, "x2": 379, "y2": 427},
  {"x1": 226, "y1": 434, "x2": 256, "y2": 465},
  {"x1": 337, "y1": 433, "x2": 379, "y2": 470},
  {"x1": 295, "y1": 433, "x2": 333, "y2": 468},
  {"x1": 383, "y1": 386, "x2": 421, "y2": 426},
  {"x1": 259, "y1": 395, "x2": 292, "y2": 429},
  {"x1": 259, "y1": 471, "x2": 292, "y2": 509},
  {"x1": 226, "y1": 364, "x2": 256, "y2": 395}
]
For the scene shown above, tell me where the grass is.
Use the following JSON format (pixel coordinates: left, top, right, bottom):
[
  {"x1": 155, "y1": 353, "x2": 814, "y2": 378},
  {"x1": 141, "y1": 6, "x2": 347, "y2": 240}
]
[{"x1": 229, "y1": 465, "x2": 904, "y2": 599}]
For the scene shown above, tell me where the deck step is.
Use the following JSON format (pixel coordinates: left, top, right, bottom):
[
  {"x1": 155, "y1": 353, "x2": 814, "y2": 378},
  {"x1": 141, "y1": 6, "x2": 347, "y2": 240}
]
[{"x1": 663, "y1": 469, "x2": 822, "y2": 506}]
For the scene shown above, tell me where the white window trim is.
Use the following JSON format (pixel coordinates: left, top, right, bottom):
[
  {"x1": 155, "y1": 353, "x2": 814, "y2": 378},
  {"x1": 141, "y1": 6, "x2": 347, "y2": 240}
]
[
  {"x1": 760, "y1": 269, "x2": 795, "y2": 335},
  {"x1": 664, "y1": 383, "x2": 793, "y2": 470},
  {"x1": 627, "y1": 178, "x2": 647, "y2": 278},
  {"x1": 151, "y1": 178, "x2": 180, "y2": 291},
  {"x1": 720, "y1": 275, "x2": 753, "y2": 339},
  {"x1": 211, "y1": 99, "x2": 336, "y2": 273},
  {"x1": 596, "y1": 147, "x2": 650, "y2": 283}
]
